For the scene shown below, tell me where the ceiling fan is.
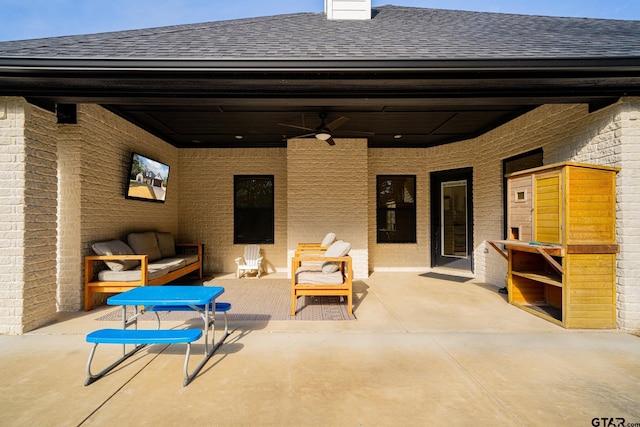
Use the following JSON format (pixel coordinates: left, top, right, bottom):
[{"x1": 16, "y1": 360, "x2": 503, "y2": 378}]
[{"x1": 278, "y1": 112, "x2": 374, "y2": 145}]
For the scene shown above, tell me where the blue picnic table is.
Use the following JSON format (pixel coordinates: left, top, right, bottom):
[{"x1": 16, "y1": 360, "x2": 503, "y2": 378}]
[{"x1": 85, "y1": 285, "x2": 229, "y2": 386}]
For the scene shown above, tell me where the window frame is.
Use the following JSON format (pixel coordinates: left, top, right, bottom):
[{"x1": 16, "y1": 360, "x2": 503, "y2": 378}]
[
  {"x1": 233, "y1": 175, "x2": 275, "y2": 244},
  {"x1": 376, "y1": 174, "x2": 417, "y2": 244}
]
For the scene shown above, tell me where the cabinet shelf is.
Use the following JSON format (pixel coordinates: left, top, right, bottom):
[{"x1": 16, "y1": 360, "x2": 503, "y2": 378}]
[
  {"x1": 512, "y1": 302, "x2": 563, "y2": 325},
  {"x1": 511, "y1": 270, "x2": 562, "y2": 287},
  {"x1": 496, "y1": 239, "x2": 564, "y2": 257}
]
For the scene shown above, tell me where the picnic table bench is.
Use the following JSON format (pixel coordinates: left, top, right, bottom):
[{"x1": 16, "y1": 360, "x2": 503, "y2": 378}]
[{"x1": 85, "y1": 328, "x2": 202, "y2": 386}]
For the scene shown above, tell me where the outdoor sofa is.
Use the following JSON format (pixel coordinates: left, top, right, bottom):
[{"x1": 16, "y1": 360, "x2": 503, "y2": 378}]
[{"x1": 84, "y1": 231, "x2": 203, "y2": 310}]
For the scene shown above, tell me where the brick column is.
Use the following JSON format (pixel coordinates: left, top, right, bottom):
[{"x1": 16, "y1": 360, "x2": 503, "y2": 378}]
[
  {"x1": 287, "y1": 138, "x2": 369, "y2": 278},
  {"x1": 0, "y1": 98, "x2": 58, "y2": 334},
  {"x1": 616, "y1": 98, "x2": 640, "y2": 333},
  {"x1": 57, "y1": 123, "x2": 82, "y2": 311}
]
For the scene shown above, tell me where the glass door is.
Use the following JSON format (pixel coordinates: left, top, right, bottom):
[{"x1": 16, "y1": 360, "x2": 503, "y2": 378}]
[
  {"x1": 431, "y1": 168, "x2": 473, "y2": 270},
  {"x1": 441, "y1": 180, "x2": 468, "y2": 258}
]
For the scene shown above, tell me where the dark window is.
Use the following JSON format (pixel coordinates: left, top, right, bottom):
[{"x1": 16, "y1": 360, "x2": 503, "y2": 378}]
[
  {"x1": 502, "y1": 149, "x2": 543, "y2": 238},
  {"x1": 234, "y1": 175, "x2": 274, "y2": 244},
  {"x1": 377, "y1": 175, "x2": 416, "y2": 243}
]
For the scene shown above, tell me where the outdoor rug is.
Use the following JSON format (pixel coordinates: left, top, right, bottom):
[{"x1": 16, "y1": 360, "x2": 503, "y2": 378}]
[{"x1": 95, "y1": 279, "x2": 356, "y2": 322}]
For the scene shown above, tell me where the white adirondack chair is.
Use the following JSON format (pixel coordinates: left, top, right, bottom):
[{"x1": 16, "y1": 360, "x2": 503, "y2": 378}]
[{"x1": 235, "y1": 244, "x2": 264, "y2": 278}]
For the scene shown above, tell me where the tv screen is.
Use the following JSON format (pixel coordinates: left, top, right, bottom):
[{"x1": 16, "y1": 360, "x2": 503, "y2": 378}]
[{"x1": 125, "y1": 153, "x2": 170, "y2": 203}]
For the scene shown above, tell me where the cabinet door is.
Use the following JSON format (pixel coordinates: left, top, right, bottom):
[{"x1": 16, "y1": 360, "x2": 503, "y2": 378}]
[
  {"x1": 507, "y1": 174, "x2": 533, "y2": 241},
  {"x1": 534, "y1": 171, "x2": 563, "y2": 244},
  {"x1": 565, "y1": 166, "x2": 617, "y2": 245}
]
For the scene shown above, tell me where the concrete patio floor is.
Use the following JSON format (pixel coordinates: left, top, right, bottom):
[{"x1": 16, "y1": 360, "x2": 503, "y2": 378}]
[{"x1": 1, "y1": 272, "x2": 639, "y2": 426}]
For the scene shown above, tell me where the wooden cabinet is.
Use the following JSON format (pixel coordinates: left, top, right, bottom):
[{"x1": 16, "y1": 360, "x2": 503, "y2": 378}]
[{"x1": 494, "y1": 162, "x2": 619, "y2": 328}]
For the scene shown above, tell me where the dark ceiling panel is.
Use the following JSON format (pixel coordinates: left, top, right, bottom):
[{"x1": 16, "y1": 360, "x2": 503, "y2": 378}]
[
  {"x1": 106, "y1": 104, "x2": 533, "y2": 148},
  {"x1": 432, "y1": 111, "x2": 520, "y2": 134}
]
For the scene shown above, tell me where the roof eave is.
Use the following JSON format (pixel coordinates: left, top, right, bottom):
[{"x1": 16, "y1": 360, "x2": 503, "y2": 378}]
[{"x1": 2, "y1": 56, "x2": 640, "y2": 73}]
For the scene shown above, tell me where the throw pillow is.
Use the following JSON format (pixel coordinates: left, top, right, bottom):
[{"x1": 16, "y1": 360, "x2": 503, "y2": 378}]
[
  {"x1": 156, "y1": 232, "x2": 177, "y2": 258},
  {"x1": 320, "y1": 232, "x2": 337, "y2": 247},
  {"x1": 127, "y1": 231, "x2": 162, "y2": 262},
  {"x1": 91, "y1": 240, "x2": 139, "y2": 271},
  {"x1": 322, "y1": 240, "x2": 351, "y2": 273}
]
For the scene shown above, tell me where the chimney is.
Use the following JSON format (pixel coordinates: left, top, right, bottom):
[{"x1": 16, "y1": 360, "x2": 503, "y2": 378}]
[{"x1": 325, "y1": 0, "x2": 372, "y2": 20}]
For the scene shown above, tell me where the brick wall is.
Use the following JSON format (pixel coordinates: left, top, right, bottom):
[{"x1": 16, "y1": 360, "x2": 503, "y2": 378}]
[
  {"x1": 178, "y1": 147, "x2": 288, "y2": 274},
  {"x1": 179, "y1": 138, "x2": 369, "y2": 278},
  {"x1": 77, "y1": 105, "x2": 180, "y2": 244},
  {"x1": 23, "y1": 103, "x2": 59, "y2": 332},
  {"x1": 75, "y1": 105, "x2": 180, "y2": 310},
  {"x1": 368, "y1": 140, "x2": 475, "y2": 271}
]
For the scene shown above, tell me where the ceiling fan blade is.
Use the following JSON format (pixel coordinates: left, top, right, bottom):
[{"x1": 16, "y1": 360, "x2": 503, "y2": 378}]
[
  {"x1": 326, "y1": 137, "x2": 336, "y2": 146},
  {"x1": 335, "y1": 130, "x2": 375, "y2": 136},
  {"x1": 278, "y1": 123, "x2": 315, "y2": 132},
  {"x1": 288, "y1": 133, "x2": 316, "y2": 139},
  {"x1": 326, "y1": 116, "x2": 349, "y2": 131}
]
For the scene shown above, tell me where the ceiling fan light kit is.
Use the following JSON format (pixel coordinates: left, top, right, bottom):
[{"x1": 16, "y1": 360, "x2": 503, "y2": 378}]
[
  {"x1": 315, "y1": 132, "x2": 332, "y2": 141},
  {"x1": 278, "y1": 112, "x2": 373, "y2": 146}
]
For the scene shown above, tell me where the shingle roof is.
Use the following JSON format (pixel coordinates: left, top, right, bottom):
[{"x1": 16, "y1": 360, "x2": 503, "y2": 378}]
[{"x1": 1, "y1": 5, "x2": 639, "y2": 60}]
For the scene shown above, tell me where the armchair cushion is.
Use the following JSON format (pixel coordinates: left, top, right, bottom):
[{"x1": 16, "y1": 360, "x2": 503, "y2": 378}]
[
  {"x1": 128, "y1": 231, "x2": 162, "y2": 262},
  {"x1": 296, "y1": 269, "x2": 344, "y2": 284},
  {"x1": 321, "y1": 240, "x2": 351, "y2": 273},
  {"x1": 91, "y1": 240, "x2": 139, "y2": 272}
]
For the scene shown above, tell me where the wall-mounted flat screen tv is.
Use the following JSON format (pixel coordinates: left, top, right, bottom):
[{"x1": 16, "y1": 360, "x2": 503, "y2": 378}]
[{"x1": 125, "y1": 152, "x2": 170, "y2": 203}]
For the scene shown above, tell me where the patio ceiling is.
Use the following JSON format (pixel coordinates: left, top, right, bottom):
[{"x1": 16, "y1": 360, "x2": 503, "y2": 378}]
[{"x1": 2, "y1": 57, "x2": 639, "y2": 148}]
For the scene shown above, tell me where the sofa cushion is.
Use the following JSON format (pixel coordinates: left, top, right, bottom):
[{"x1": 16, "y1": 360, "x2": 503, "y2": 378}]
[
  {"x1": 179, "y1": 254, "x2": 200, "y2": 266},
  {"x1": 97, "y1": 265, "x2": 171, "y2": 282},
  {"x1": 91, "y1": 240, "x2": 139, "y2": 272},
  {"x1": 155, "y1": 232, "x2": 177, "y2": 258},
  {"x1": 322, "y1": 240, "x2": 351, "y2": 273},
  {"x1": 128, "y1": 232, "x2": 162, "y2": 262},
  {"x1": 148, "y1": 257, "x2": 186, "y2": 272}
]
